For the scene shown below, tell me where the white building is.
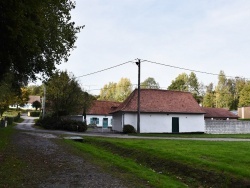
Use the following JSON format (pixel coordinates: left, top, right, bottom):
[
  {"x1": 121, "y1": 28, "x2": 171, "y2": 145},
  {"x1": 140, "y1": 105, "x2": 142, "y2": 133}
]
[
  {"x1": 86, "y1": 100, "x2": 121, "y2": 128},
  {"x1": 9, "y1": 95, "x2": 41, "y2": 110},
  {"x1": 111, "y1": 89, "x2": 205, "y2": 133}
]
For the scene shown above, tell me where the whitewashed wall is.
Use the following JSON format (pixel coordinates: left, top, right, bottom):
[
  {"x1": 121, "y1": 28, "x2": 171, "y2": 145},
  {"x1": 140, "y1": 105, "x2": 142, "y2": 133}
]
[
  {"x1": 86, "y1": 115, "x2": 113, "y2": 127},
  {"x1": 112, "y1": 112, "x2": 123, "y2": 132},
  {"x1": 112, "y1": 112, "x2": 205, "y2": 133}
]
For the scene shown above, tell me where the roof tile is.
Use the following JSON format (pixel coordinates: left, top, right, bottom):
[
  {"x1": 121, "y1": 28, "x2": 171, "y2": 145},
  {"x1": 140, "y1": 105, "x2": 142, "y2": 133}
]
[
  {"x1": 112, "y1": 89, "x2": 205, "y2": 114},
  {"x1": 87, "y1": 100, "x2": 121, "y2": 115}
]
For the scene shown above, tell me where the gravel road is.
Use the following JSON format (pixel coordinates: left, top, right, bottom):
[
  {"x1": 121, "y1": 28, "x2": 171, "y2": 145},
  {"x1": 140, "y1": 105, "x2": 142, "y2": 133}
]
[{"x1": 12, "y1": 115, "x2": 130, "y2": 188}]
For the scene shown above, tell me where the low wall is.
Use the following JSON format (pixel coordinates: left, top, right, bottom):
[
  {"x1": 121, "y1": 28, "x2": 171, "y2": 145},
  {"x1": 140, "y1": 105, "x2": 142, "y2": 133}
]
[{"x1": 205, "y1": 120, "x2": 250, "y2": 134}]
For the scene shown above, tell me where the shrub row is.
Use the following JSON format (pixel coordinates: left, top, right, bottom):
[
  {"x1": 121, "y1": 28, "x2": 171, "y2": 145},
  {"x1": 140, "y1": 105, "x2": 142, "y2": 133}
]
[
  {"x1": 36, "y1": 116, "x2": 87, "y2": 132},
  {"x1": 29, "y1": 111, "x2": 41, "y2": 117}
]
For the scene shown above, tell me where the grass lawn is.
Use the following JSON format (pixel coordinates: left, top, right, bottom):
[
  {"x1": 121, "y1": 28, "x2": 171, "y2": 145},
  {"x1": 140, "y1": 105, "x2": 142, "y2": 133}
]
[
  {"x1": 0, "y1": 125, "x2": 25, "y2": 187},
  {"x1": 65, "y1": 136, "x2": 250, "y2": 188},
  {"x1": 2, "y1": 110, "x2": 20, "y2": 117},
  {"x1": 130, "y1": 133, "x2": 250, "y2": 139}
]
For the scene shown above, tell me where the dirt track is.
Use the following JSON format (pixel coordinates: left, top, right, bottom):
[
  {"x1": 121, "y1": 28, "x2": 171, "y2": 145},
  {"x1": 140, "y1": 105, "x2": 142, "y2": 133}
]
[
  {"x1": 9, "y1": 115, "x2": 130, "y2": 188},
  {"x1": 10, "y1": 131, "x2": 129, "y2": 188}
]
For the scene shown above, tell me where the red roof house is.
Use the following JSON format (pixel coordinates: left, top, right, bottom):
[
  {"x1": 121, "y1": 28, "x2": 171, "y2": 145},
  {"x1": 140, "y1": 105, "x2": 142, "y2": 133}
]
[
  {"x1": 111, "y1": 89, "x2": 205, "y2": 133},
  {"x1": 202, "y1": 107, "x2": 239, "y2": 120},
  {"x1": 86, "y1": 100, "x2": 121, "y2": 128}
]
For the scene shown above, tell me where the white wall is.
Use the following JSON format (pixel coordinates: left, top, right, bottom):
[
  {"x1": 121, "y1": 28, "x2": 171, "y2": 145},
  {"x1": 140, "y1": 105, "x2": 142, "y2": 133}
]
[
  {"x1": 86, "y1": 115, "x2": 113, "y2": 127},
  {"x1": 112, "y1": 112, "x2": 123, "y2": 132},
  {"x1": 112, "y1": 112, "x2": 205, "y2": 133}
]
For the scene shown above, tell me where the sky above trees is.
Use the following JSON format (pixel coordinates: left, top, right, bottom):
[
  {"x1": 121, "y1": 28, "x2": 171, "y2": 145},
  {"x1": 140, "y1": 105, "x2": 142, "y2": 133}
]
[{"x1": 51, "y1": 0, "x2": 250, "y2": 95}]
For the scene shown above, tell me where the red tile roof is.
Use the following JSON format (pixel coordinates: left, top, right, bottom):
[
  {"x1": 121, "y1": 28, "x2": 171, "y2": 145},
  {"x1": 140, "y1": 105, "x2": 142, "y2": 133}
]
[
  {"x1": 202, "y1": 107, "x2": 239, "y2": 119},
  {"x1": 28, "y1": 96, "x2": 41, "y2": 103},
  {"x1": 87, "y1": 100, "x2": 121, "y2": 115},
  {"x1": 111, "y1": 89, "x2": 205, "y2": 114}
]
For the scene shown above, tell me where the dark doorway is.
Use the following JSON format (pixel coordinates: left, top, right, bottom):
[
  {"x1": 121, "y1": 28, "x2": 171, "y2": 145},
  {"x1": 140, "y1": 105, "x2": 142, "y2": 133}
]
[{"x1": 172, "y1": 117, "x2": 179, "y2": 133}]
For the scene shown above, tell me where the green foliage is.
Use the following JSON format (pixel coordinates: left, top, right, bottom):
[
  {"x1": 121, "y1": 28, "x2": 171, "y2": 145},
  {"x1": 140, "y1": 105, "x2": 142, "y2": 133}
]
[
  {"x1": 99, "y1": 78, "x2": 133, "y2": 102},
  {"x1": 36, "y1": 116, "x2": 87, "y2": 132},
  {"x1": 32, "y1": 100, "x2": 42, "y2": 110},
  {"x1": 46, "y1": 71, "x2": 85, "y2": 116},
  {"x1": 239, "y1": 82, "x2": 250, "y2": 107},
  {"x1": 0, "y1": 0, "x2": 83, "y2": 86},
  {"x1": 27, "y1": 85, "x2": 43, "y2": 96},
  {"x1": 29, "y1": 111, "x2": 41, "y2": 117},
  {"x1": 123, "y1": 124, "x2": 136, "y2": 134},
  {"x1": 168, "y1": 72, "x2": 203, "y2": 103},
  {"x1": 215, "y1": 71, "x2": 233, "y2": 109},
  {"x1": 80, "y1": 92, "x2": 95, "y2": 122},
  {"x1": 99, "y1": 82, "x2": 117, "y2": 101},
  {"x1": 141, "y1": 77, "x2": 160, "y2": 89},
  {"x1": 168, "y1": 73, "x2": 189, "y2": 91},
  {"x1": 0, "y1": 75, "x2": 16, "y2": 116},
  {"x1": 203, "y1": 83, "x2": 215, "y2": 107}
]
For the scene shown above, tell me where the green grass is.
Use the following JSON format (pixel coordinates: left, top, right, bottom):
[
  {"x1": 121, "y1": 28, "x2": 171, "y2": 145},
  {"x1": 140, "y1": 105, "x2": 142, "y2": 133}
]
[
  {"x1": 65, "y1": 136, "x2": 250, "y2": 187},
  {"x1": 65, "y1": 139, "x2": 186, "y2": 188},
  {"x1": 2, "y1": 110, "x2": 20, "y2": 117},
  {"x1": 130, "y1": 133, "x2": 250, "y2": 139},
  {"x1": 0, "y1": 125, "x2": 25, "y2": 187}
]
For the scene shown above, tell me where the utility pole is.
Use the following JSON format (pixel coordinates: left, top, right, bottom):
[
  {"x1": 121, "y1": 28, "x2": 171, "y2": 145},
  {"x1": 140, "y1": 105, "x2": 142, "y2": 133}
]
[
  {"x1": 42, "y1": 84, "x2": 46, "y2": 119},
  {"x1": 136, "y1": 59, "x2": 141, "y2": 133}
]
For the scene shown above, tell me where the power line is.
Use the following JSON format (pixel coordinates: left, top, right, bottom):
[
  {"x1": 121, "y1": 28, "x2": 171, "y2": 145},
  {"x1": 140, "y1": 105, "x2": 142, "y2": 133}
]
[
  {"x1": 76, "y1": 60, "x2": 133, "y2": 78},
  {"x1": 141, "y1": 59, "x2": 249, "y2": 79}
]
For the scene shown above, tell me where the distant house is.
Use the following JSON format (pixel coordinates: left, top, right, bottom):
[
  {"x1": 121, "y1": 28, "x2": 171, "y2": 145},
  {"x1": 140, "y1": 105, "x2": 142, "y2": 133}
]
[
  {"x1": 238, "y1": 107, "x2": 250, "y2": 119},
  {"x1": 202, "y1": 107, "x2": 239, "y2": 120},
  {"x1": 111, "y1": 89, "x2": 205, "y2": 133},
  {"x1": 86, "y1": 100, "x2": 121, "y2": 128},
  {"x1": 9, "y1": 95, "x2": 41, "y2": 110}
]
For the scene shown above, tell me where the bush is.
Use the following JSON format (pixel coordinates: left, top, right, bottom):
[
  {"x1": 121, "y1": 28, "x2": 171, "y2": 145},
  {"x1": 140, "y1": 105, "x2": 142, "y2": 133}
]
[
  {"x1": 29, "y1": 111, "x2": 41, "y2": 117},
  {"x1": 13, "y1": 112, "x2": 21, "y2": 122},
  {"x1": 5, "y1": 117, "x2": 14, "y2": 126},
  {"x1": 36, "y1": 116, "x2": 88, "y2": 132},
  {"x1": 123, "y1": 124, "x2": 136, "y2": 134}
]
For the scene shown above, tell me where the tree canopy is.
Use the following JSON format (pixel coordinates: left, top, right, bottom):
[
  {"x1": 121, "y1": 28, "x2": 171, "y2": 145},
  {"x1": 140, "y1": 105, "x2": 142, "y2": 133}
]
[
  {"x1": 141, "y1": 77, "x2": 160, "y2": 89},
  {"x1": 0, "y1": 0, "x2": 83, "y2": 87},
  {"x1": 168, "y1": 72, "x2": 203, "y2": 103},
  {"x1": 46, "y1": 71, "x2": 84, "y2": 116},
  {"x1": 99, "y1": 78, "x2": 133, "y2": 102}
]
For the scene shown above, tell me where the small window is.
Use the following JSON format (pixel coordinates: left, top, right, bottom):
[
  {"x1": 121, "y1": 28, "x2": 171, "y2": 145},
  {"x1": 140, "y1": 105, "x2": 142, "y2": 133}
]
[{"x1": 90, "y1": 117, "x2": 99, "y2": 124}]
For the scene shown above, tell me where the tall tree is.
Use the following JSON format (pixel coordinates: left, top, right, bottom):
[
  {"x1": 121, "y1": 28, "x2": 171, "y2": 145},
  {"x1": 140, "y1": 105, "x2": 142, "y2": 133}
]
[
  {"x1": 115, "y1": 78, "x2": 133, "y2": 102},
  {"x1": 99, "y1": 82, "x2": 117, "y2": 101},
  {"x1": 27, "y1": 85, "x2": 43, "y2": 96},
  {"x1": 214, "y1": 71, "x2": 233, "y2": 109},
  {"x1": 46, "y1": 71, "x2": 83, "y2": 116},
  {"x1": 0, "y1": 0, "x2": 83, "y2": 87},
  {"x1": 0, "y1": 75, "x2": 15, "y2": 116},
  {"x1": 32, "y1": 100, "x2": 42, "y2": 110},
  {"x1": 203, "y1": 83, "x2": 215, "y2": 107},
  {"x1": 99, "y1": 78, "x2": 133, "y2": 102},
  {"x1": 168, "y1": 73, "x2": 189, "y2": 91},
  {"x1": 141, "y1": 77, "x2": 160, "y2": 89},
  {"x1": 13, "y1": 87, "x2": 30, "y2": 109},
  {"x1": 168, "y1": 72, "x2": 204, "y2": 103},
  {"x1": 239, "y1": 82, "x2": 250, "y2": 107}
]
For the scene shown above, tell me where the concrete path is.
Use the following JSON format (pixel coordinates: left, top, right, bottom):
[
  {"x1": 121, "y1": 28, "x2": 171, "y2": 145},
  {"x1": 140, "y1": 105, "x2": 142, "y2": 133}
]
[{"x1": 16, "y1": 114, "x2": 250, "y2": 142}]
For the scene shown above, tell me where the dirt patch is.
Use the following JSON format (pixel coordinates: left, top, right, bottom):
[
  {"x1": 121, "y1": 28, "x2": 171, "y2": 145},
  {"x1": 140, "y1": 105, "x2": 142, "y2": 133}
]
[
  {"x1": 6, "y1": 131, "x2": 132, "y2": 188},
  {"x1": 87, "y1": 139, "x2": 250, "y2": 188}
]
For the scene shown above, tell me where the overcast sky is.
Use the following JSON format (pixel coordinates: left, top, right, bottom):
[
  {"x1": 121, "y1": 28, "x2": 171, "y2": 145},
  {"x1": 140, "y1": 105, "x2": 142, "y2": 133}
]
[{"x1": 56, "y1": 0, "x2": 250, "y2": 95}]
